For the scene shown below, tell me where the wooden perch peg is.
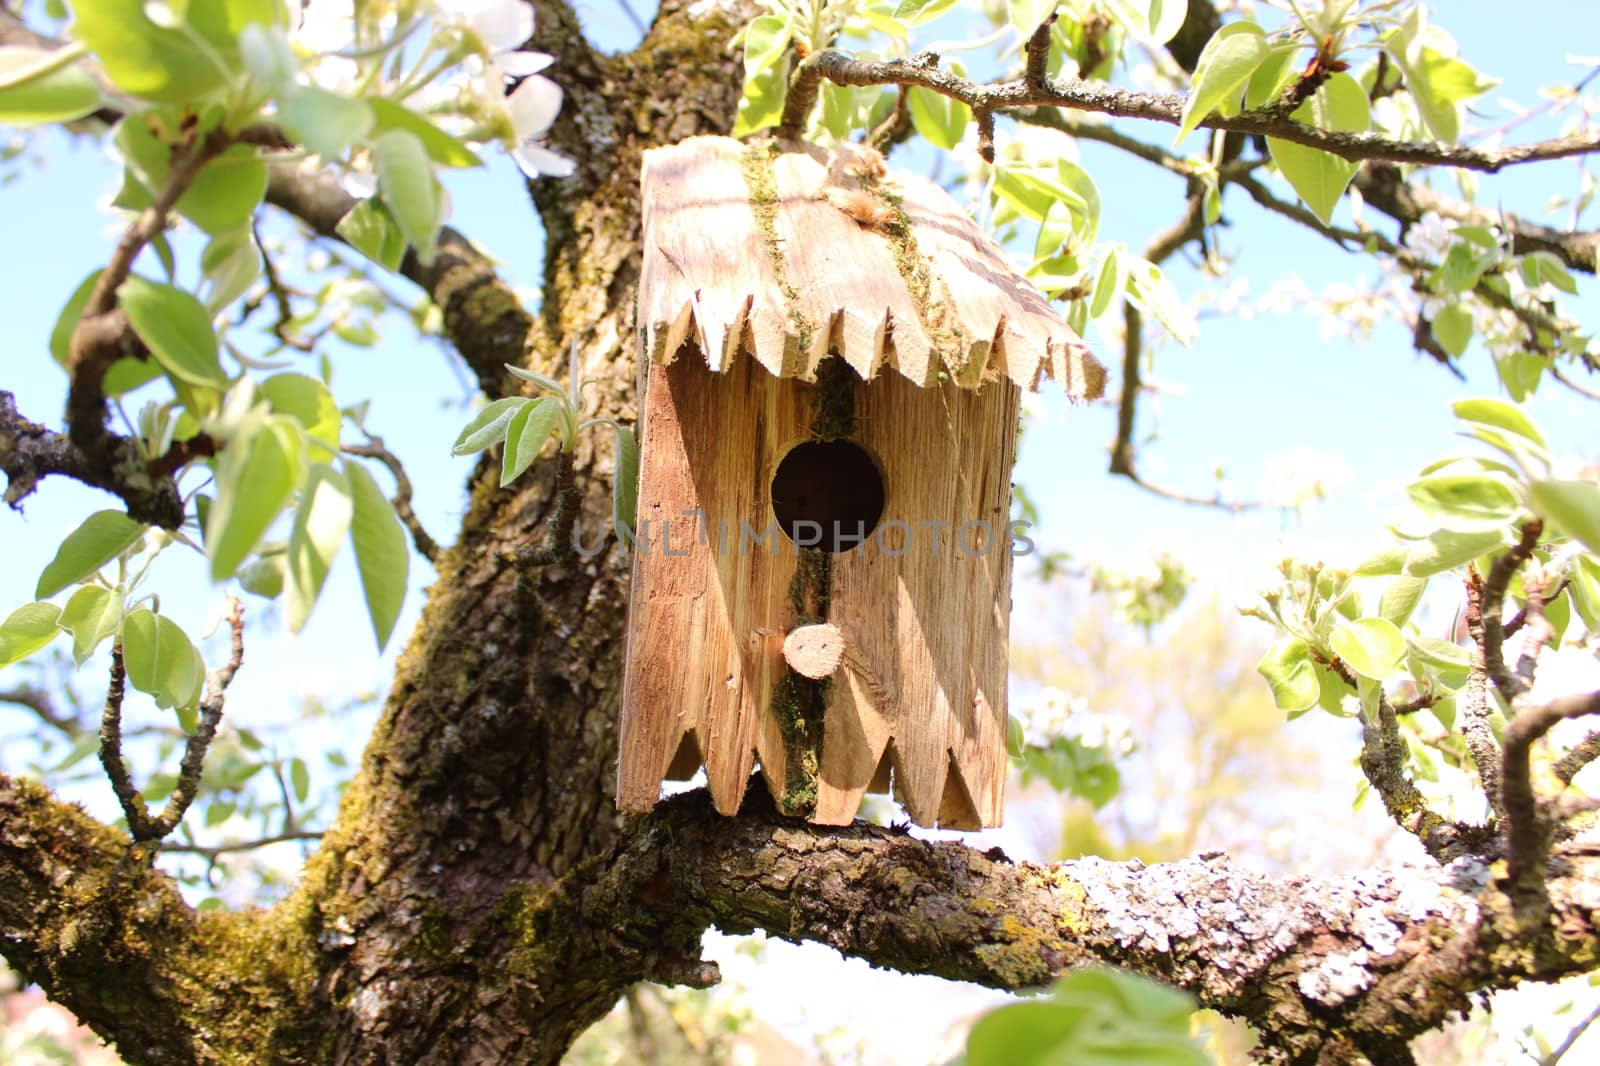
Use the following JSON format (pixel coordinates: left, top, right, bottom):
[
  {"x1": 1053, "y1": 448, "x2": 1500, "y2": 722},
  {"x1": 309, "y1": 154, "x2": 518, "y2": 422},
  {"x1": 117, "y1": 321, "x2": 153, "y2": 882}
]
[{"x1": 783, "y1": 623, "x2": 846, "y2": 679}]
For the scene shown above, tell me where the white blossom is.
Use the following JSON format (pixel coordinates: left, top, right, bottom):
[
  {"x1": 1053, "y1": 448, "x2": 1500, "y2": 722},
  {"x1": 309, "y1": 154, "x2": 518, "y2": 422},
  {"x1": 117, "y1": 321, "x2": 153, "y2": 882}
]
[{"x1": 506, "y1": 73, "x2": 576, "y2": 178}]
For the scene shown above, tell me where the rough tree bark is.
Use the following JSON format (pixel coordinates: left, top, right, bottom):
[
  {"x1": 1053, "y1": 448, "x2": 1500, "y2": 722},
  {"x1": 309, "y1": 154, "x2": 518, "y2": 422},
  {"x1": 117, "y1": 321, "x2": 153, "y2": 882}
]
[{"x1": 4, "y1": 3, "x2": 1600, "y2": 1065}]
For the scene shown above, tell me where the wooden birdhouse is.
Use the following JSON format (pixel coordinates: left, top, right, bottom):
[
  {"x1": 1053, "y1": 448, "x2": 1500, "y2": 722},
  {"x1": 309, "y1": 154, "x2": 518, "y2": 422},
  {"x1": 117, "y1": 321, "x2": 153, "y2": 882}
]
[{"x1": 618, "y1": 135, "x2": 1104, "y2": 829}]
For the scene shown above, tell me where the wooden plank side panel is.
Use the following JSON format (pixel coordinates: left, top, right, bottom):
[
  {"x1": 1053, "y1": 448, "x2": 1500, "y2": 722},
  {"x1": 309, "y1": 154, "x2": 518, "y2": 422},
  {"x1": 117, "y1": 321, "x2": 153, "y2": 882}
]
[
  {"x1": 816, "y1": 376, "x2": 1019, "y2": 828},
  {"x1": 618, "y1": 358, "x2": 808, "y2": 815}
]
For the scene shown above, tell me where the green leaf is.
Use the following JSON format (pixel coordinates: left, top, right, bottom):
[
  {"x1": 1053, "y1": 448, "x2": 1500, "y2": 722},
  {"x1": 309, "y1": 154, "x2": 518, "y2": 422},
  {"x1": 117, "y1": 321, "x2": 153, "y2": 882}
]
[
  {"x1": 368, "y1": 97, "x2": 480, "y2": 167},
  {"x1": 907, "y1": 86, "x2": 970, "y2": 150},
  {"x1": 237, "y1": 554, "x2": 285, "y2": 599},
  {"x1": 452, "y1": 396, "x2": 530, "y2": 455},
  {"x1": 1407, "y1": 474, "x2": 1518, "y2": 533},
  {"x1": 237, "y1": 22, "x2": 295, "y2": 91},
  {"x1": 156, "y1": 615, "x2": 203, "y2": 711},
  {"x1": 1006, "y1": 0, "x2": 1056, "y2": 36},
  {"x1": 1529, "y1": 480, "x2": 1600, "y2": 555},
  {"x1": 290, "y1": 756, "x2": 310, "y2": 803},
  {"x1": 1519, "y1": 251, "x2": 1579, "y2": 295},
  {"x1": 1431, "y1": 242, "x2": 1493, "y2": 295},
  {"x1": 967, "y1": 968, "x2": 1205, "y2": 1066},
  {"x1": 51, "y1": 271, "x2": 163, "y2": 396},
  {"x1": 178, "y1": 145, "x2": 268, "y2": 234},
  {"x1": 119, "y1": 275, "x2": 228, "y2": 397},
  {"x1": 59, "y1": 585, "x2": 122, "y2": 665},
  {"x1": 345, "y1": 461, "x2": 410, "y2": 651},
  {"x1": 1493, "y1": 350, "x2": 1544, "y2": 404},
  {"x1": 120, "y1": 607, "x2": 161, "y2": 696},
  {"x1": 205, "y1": 800, "x2": 236, "y2": 827},
  {"x1": 261, "y1": 372, "x2": 341, "y2": 459},
  {"x1": 70, "y1": 0, "x2": 282, "y2": 102},
  {"x1": 36, "y1": 509, "x2": 146, "y2": 598},
  {"x1": 1145, "y1": 0, "x2": 1189, "y2": 44},
  {"x1": 612, "y1": 425, "x2": 640, "y2": 539},
  {"x1": 893, "y1": 0, "x2": 959, "y2": 26},
  {"x1": 1089, "y1": 247, "x2": 1124, "y2": 319},
  {"x1": 1430, "y1": 304, "x2": 1472, "y2": 357},
  {"x1": 122, "y1": 609, "x2": 203, "y2": 710},
  {"x1": 0, "y1": 45, "x2": 102, "y2": 125},
  {"x1": 731, "y1": 55, "x2": 788, "y2": 138},
  {"x1": 1378, "y1": 575, "x2": 1427, "y2": 627},
  {"x1": 1407, "y1": 635, "x2": 1471, "y2": 672},
  {"x1": 1257, "y1": 637, "x2": 1319, "y2": 713},
  {"x1": 1330, "y1": 617, "x2": 1407, "y2": 680},
  {"x1": 1244, "y1": 45, "x2": 1298, "y2": 108},
  {"x1": 1176, "y1": 22, "x2": 1271, "y2": 143},
  {"x1": 200, "y1": 226, "x2": 261, "y2": 313},
  {"x1": 1354, "y1": 545, "x2": 1407, "y2": 577},
  {"x1": 335, "y1": 198, "x2": 407, "y2": 272},
  {"x1": 501, "y1": 397, "x2": 563, "y2": 487},
  {"x1": 1452, "y1": 397, "x2": 1545, "y2": 447},
  {"x1": 1124, "y1": 256, "x2": 1195, "y2": 347},
  {"x1": 1403, "y1": 528, "x2": 1509, "y2": 577},
  {"x1": 1397, "y1": 46, "x2": 1496, "y2": 143},
  {"x1": 1569, "y1": 556, "x2": 1600, "y2": 633},
  {"x1": 373, "y1": 128, "x2": 440, "y2": 266},
  {"x1": 0, "y1": 602, "x2": 62, "y2": 666},
  {"x1": 277, "y1": 85, "x2": 374, "y2": 160},
  {"x1": 285, "y1": 464, "x2": 353, "y2": 633},
  {"x1": 1266, "y1": 73, "x2": 1369, "y2": 223},
  {"x1": 742, "y1": 15, "x2": 789, "y2": 78},
  {"x1": 207, "y1": 416, "x2": 302, "y2": 581}
]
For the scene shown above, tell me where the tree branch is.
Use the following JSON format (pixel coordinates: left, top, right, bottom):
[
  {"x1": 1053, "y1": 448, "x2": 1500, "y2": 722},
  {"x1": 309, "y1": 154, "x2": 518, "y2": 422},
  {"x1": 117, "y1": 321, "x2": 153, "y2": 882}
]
[
  {"x1": 1, "y1": 390, "x2": 185, "y2": 528},
  {"x1": 263, "y1": 168, "x2": 533, "y2": 397},
  {"x1": 1474, "y1": 521, "x2": 1546, "y2": 704},
  {"x1": 0, "y1": 684, "x2": 76, "y2": 735},
  {"x1": 66, "y1": 124, "x2": 244, "y2": 453},
  {"x1": 612, "y1": 789, "x2": 1600, "y2": 1065},
  {"x1": 1504, "y1": 690, "x2": 1600, "y2": 889},
  {"x1": 97, "y1": 602, "x2": 245, "y2": 843},
  {"x1": 1555, "y1": 730, "x2": 1600, "y2": 786},
  {"x1": 780, "y1": 50, "x2": 1600, "y2": 174}
]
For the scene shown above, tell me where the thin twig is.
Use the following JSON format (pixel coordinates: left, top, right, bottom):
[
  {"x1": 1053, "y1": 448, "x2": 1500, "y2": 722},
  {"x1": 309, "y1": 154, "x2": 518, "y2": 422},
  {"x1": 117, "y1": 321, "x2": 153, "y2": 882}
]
[
  {"x1": 1504, "y1": 689, "x2": 1600, "y2": 889},
  {"x1": 1476, "y1": 521, "x2": 1545, "y2": 704},
  {"x1": 160, "y1": 829, "x2": 323, "y2": 861},
  {"x1": 0, "y1": 685, "x2": 76, "y2": 735},
  {"x1": 1513, "y1": 575, "x2": 1558, "y2": 687},
  {"x1": 342, "y1": 438, "x2": 443, "y2": 564},
  {"x1": 1542, "y1": 999, "x2": 1600, "y2": 1066},
  {"x1": 865, "y1": 87, "x2": 910, "y2": 152},
  {"x1": 779, "y1": 50, "x2": 1600, "y2": 173},
  {"x1": 97, "y1": 601, "x2": 247, "y2": 843},
  {"x1": 1506, "y1": 580, "x2": 1572, "y2": 637},
  {"x1": 1107, "y1": 197, "x2": 1282, "y2": 513},
  {"x1": 253, "y1": 222, "x2": 314, "y2": 352},
  {"x1": 516, "y1": 451, "x2": 582, "y2": 567},
  {"x1": 1321, "y1": 655, "x2": 1478, "y2": 860},
  {"x1": 1555, "y1": 730, "x2": 1600, "y2": 786},
  {"x1": 67, "y1": 124, "x2": 238, "y2": 451}
]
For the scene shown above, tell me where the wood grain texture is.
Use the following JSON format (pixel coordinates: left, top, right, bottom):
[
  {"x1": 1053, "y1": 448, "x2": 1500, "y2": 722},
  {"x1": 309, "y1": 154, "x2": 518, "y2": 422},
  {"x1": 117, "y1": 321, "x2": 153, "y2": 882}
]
[
  {"x1": 638, "y1": 135, "x2": 1104, "y2": 398},
  {"x1": 814, "y1": 373, "x2": 1017, "y2": 829},
  {"x1": 618, "y1": 361, "x2": 1018, "y2": 828}
]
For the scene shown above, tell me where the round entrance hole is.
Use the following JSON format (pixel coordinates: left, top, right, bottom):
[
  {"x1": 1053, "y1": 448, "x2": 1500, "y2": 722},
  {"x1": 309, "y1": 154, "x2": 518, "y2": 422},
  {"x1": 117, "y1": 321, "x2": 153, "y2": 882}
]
[{"x1": 771, "y1": 440, "x2": 885, "y2": 554}]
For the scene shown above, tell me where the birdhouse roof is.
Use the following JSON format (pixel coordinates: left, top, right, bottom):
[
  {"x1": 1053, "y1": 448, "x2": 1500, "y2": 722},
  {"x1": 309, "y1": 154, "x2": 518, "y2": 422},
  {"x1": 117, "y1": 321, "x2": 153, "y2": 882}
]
[{"x1": 638, "y1": 136, "x2": 1106, "y2": 398}]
